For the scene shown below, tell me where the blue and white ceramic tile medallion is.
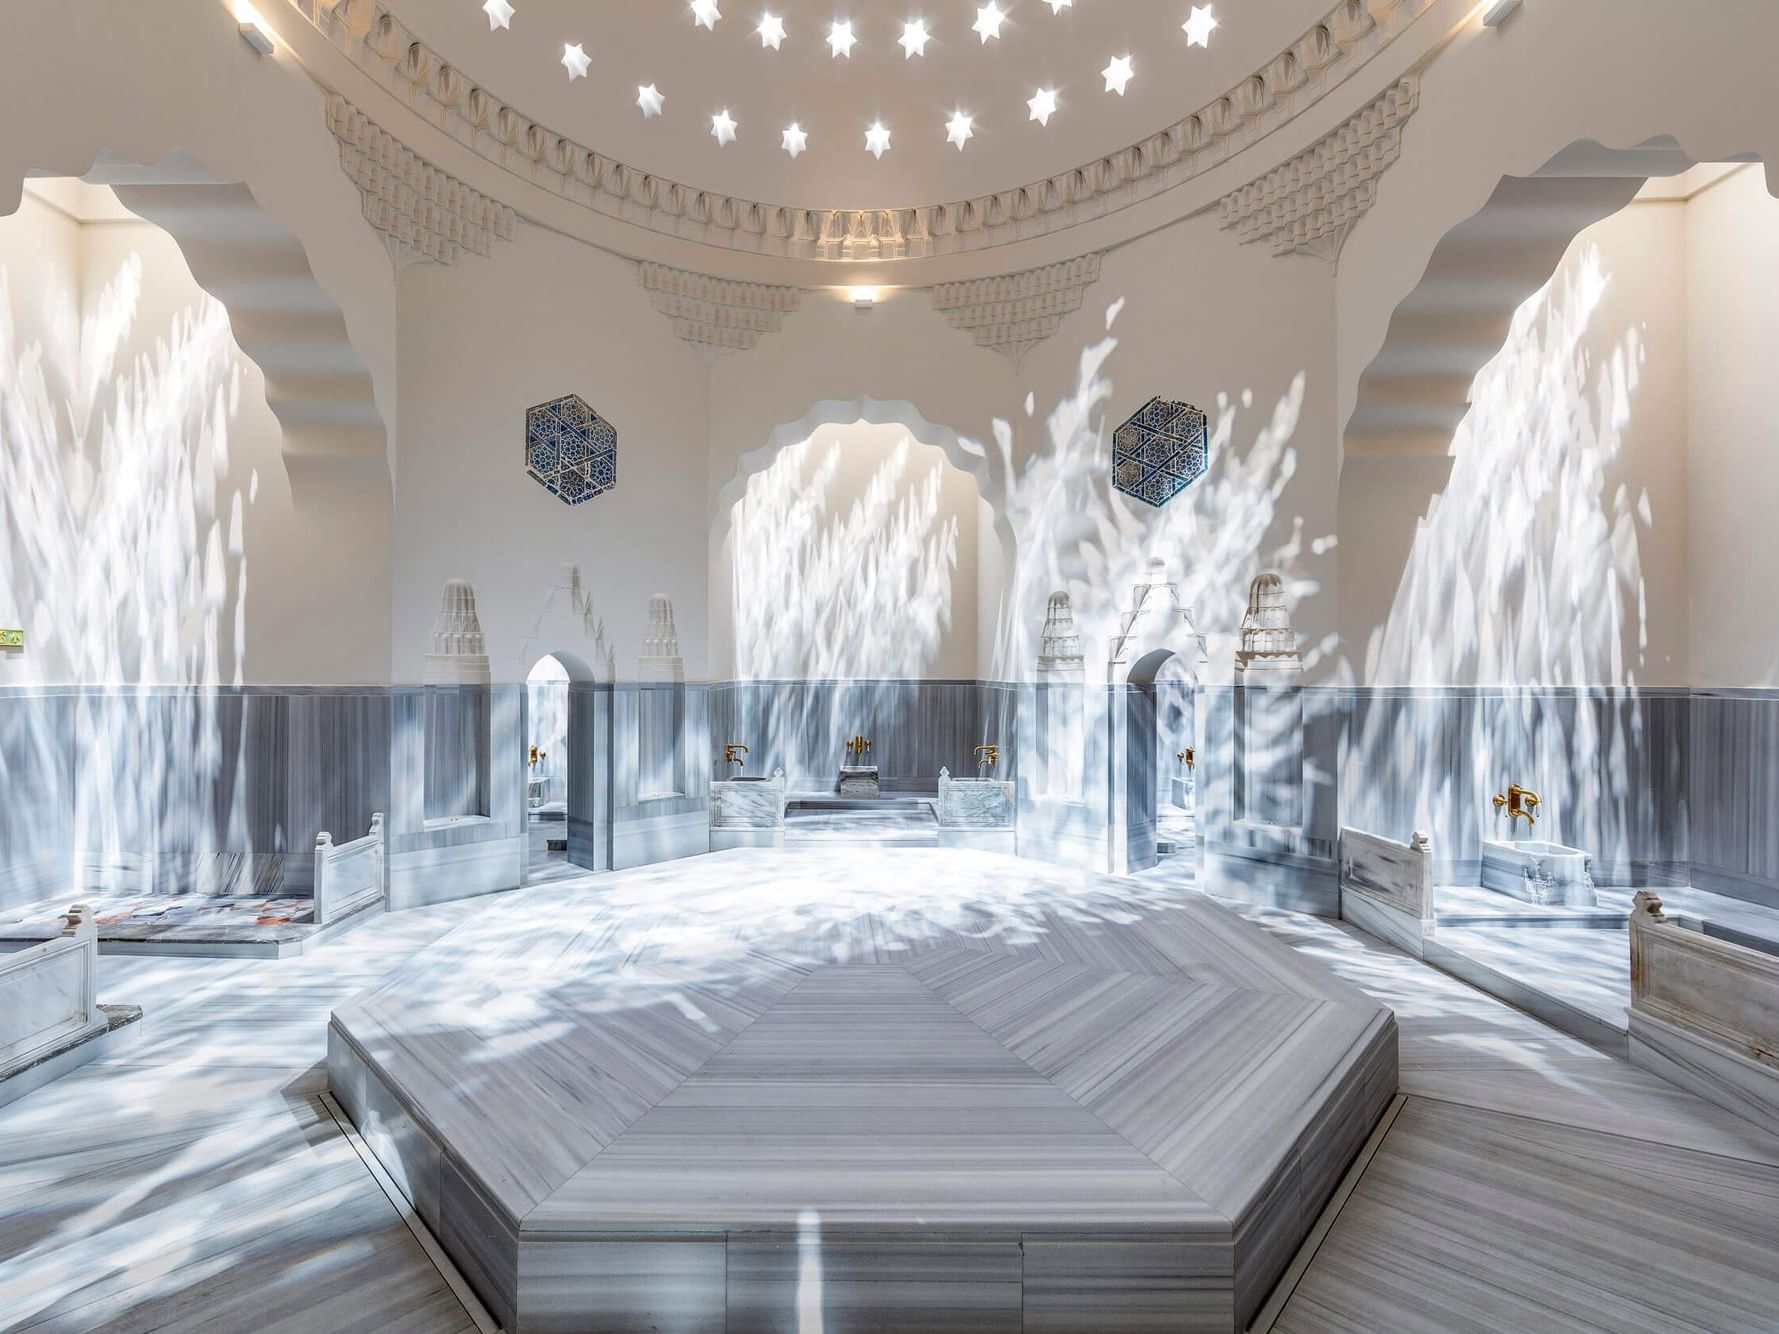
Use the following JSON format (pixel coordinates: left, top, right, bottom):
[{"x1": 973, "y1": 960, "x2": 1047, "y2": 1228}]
[
  {"x1": 1112, "y1": 396, "x2": 1208, "y2": 507},
  {"x1": 525, "y1": 394, "x2": 618, "y2": 506}
]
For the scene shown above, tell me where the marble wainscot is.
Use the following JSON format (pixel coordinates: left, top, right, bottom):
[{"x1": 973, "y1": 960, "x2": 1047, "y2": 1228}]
[
  {"x1": 1338, "y1": 828, "x2": 1435, "y2": 959},
  {"x1": 0, "y1": 905, "x2": 140, "y2": 1109},
  {"x1": 937, "y1": 767, "x2": 1016, "y2": 853},
  {"x1": 1482, "y1": 839, "x2": 1598, "y2": 908},
  {"x1": 838, "y1": 765, "x2": 880, "y2": 799},
  {"x1": 1629, "y1": 890, "x2": 1779, "y2": 1137},
  {"x1": 710, "y1": 769, "x2": 787, "y2": 850}
]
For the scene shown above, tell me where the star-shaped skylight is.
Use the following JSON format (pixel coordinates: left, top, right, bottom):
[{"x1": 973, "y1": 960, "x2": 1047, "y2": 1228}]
[
  {"x1": 1183, "y1": 4, "x2": 1217, "y2": 46},
  {"x1": 828, "y1": 19, "x2": 856, "y2": 57},
  {"x1": 691, "y1": 0, "x2": 720, "y2": 31},
  {"x1": 560, "y1": 42, "x2": 589, "y2": 80},
  {"x1": 946, "y1": 110, "x2": 974, "y2": 150},
  {"x1": 636, "y1": 83, "x2": 664, "y2": 118},
  {"x1": 781, "y1": 123, "x2": 808, "y2": 157},
  {"x1": 482, "y1": 0, "x2": 513, "y2": 31},
  {"x1": 710, "y1": 108, "x2": 737, "y2": 145},
  {"x1": 757, "y1": 13, "x2": 785, "y2": 49},
  {"x1": 1103, "y1": 54, "x2": 1133, "y2": 94},
  {"x1": 899, "y1": 19, "x2": 930, "y2": 58},
  {"x1": 865, "y1": 121, "x2": 892, "y2": 158},
  {"x1": 973, "y1": 3, "x2": 1005, "y2": 43},
  {"x1": 1027, "y1": 87, "x2": 1058, "y2": 125}
]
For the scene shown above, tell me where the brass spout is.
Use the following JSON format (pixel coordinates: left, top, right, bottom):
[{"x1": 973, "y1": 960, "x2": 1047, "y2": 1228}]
[
  {"x1": 845, "y1": 735, "x2": 873, "y2": 760},
  {"x1": 723, "y1": 743, "x2": 749, "y2": 769},
  {"x1": 1176, "y1": 747, "x2": 1196, "y2": 769},
  {"x1": 1492, "y1": 783, "x2": 1541, "y2": 828},
  {"x1": 974, "y1": 743, "x2": 999, "y2": 769},
  {"x1": 528, "y1": 744, "x2": 547, "y2": 769}
]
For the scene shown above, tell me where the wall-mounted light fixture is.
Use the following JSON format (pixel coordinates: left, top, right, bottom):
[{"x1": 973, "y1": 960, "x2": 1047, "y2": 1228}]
[
  {"x1": 236, "y1": 2, "x2": 275, "y2": 53},
  {"x1": 849, "y1": 286, "x2": 878, "y2": 310},
  {"x1": 1481, "y1": 0, "x2": 1522, "y2": 27}
]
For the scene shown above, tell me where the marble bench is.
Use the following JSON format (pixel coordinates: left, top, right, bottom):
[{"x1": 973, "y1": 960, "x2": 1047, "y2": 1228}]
[
  {"x1": 314, "y1": 813, "x2": 387, "y2": 927},
  {"x1": 0, "y1": 905, "x2": 139, "y2": 1108},
  {"x1": 1338, "y1": 827, "x2": 1435, "y2": 959}
]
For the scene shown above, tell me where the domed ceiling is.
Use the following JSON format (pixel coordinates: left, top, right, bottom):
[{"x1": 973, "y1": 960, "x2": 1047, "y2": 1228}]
[{"x1": 391, "y1": 0, "x2": 1338, "y2": 209}]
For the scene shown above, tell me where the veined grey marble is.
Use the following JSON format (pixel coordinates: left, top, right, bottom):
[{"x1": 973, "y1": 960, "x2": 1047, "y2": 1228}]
[
  {"x1": 0, "y1": 907, "x2": 106, "y2": 1080},
  {"x1": 937, "y1": 771, "x2": 1015, "y2": 828},
  {"x1": 710, "y1": 771, "x2": 787, "y2": 851},
  {"x1": 1482, "y1": 839, "x2": 1597, "y2": 907},
  {"x1": 329, "y1": 847, "x2": 1396, "y2": 1332},
  {"x1": 839, "y1": 765, "x2": 880, "y2": 799},
  {"x1": 1339, "y1": 828, "x2": 1435, "y2": 959},
  {"x1": 1630, "y1": 890, "x2": 1779, "y2": 1135}
]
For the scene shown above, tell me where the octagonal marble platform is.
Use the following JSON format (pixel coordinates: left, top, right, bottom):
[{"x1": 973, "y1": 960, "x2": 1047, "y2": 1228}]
[{"x1": 327, "y1": 849, "x2": 1396, "y2": 1333}]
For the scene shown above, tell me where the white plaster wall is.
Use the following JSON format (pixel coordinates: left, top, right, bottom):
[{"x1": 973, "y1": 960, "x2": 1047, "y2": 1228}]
[
  {"x1": 1006, "y1": 209, "x2": 1339, "y2": 685},
  {"x1": 719, "y1": 421, "x2": 980, "y2": 681},
  {"x1": 392, "y1": 224, "x2": 710, "y2": 682},
  {"x1": 1354, "y1": 199, "x2": 1692, "y2": 687},
  {"x1": 1687, "y1": 166, "x2": 1779, "y2": 687},
  {"x1": 0, "y1": 186, "x2": 389, "y2": 685}
]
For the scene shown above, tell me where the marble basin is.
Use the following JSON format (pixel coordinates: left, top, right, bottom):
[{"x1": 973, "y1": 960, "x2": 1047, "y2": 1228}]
[{"x1": 1481, "y1": 839, "x2": 1596, "y2": 908}]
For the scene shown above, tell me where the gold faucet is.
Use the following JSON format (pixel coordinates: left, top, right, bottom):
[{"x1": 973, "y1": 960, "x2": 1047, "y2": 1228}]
[
  {"x1": 1176, "y1": 747, "x2": 1196, "y2": 769},
  {"x1": 528, "y1": 744, "x2": 547, "y2": 768},
  {"x1": 1492, "y1": 783, "x2": 1541, "y2": 828},
  {"x1": 974, "y1": 743, "x2": 999, "y2": 768},
  {"x1": 845, "y1": 735, "x2": 873, "y2": 760},
  {"x1": 723, "y1": 743, "x2": 749, "y2": 769}
]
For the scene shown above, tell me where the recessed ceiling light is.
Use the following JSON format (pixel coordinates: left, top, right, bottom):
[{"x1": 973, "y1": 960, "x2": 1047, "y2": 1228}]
[
  {"x1": 1027, "y1": 87, "x2": 1058, "y2": 125},
  {"x1": 865, "y1": 121, "x2": 892, "y2": 158},
  {"x1": 1183, "y1": 4, "x2": 1217, "y2": 46},
  {"x1": 782, "y1": 122, "x2": 808, "y2": 157},
  {"x1": 973, "y1": 3, "x2": 1005, "y2": 42},
  {"x1": 692, "y1": 0, "x2": 720, "y2": 30},
  {"x1": 637, "y1": 83, "x2": 665, "y2": 118},
  {"x1": 945, "y1": 110, "x2": 974, "y2": 150},
  {"x1": 827, "y1": 19, "x2": 856, "y2": 56},
  {"x1": 1103, "y1": 54, "x2": 1133, "y2": 94},
  {"x1": 757, "y1": 12, "x2": 786, "y2": 49},
  {"x1": 899, "y1": 19, "x2": 930, "y2": 58},
  {"x1": 482, "y1": 0, "x2": 513, "y2": 30},
  {"x1": 1045, "y1": 0, "x2": 1072, "y2": 11},
  {"x1": 711, "y1": 108, "x2": 737, "y2": 145},
  {"x1": 560, "y1": 42, "x2": 589, "y2": 80}
]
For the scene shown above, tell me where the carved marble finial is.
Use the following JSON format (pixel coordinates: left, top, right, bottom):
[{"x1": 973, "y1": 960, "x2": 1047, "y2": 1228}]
[
  {"x1": 425, "y1": 579, "x2": 492, "y2": 684},
  {"x1": 1236, "y1": 571, "x2": 1303, "y2": 674},
  {"x1": 369, "y1": 812, "x2": 384, "y2": 839},
  {"x1": 61, "y1": 903, "x2": 95, "y2": 938},
  {"x1": 638, "y1": 594, "x2": 685, "y2": 682},
  {"x1": 1632, "y1": 889, "x2": 1666, "y2": 923},
  {"x1": 940, "y1": 766, "x2": 951, "y2": 781},
  {"x1": 316, "y1": 830, "x2": 334, "y2": 850},
  {"x1": 1410, "y1": 830, "x2": 1431, "y2": 852}
]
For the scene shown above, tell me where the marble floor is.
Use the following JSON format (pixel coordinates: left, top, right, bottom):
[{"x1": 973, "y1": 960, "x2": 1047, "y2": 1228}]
[{"x1": 2, "y1": 853, "x2": 1777, "y2": 1332}]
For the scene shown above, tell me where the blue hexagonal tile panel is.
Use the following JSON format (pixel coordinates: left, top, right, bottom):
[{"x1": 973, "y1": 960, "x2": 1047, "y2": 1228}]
[
  {"x1": 526, "y1": 394, "x2": 618, "y2": 506},
  {"x1": 1112, "y1": 396, "x2": 1208, "y2": 507}
]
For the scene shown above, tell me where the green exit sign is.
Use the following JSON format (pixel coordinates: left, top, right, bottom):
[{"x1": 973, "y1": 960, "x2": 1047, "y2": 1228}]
[{"x1": 0, "y1": 629, "x2": 22, "y2": 649}]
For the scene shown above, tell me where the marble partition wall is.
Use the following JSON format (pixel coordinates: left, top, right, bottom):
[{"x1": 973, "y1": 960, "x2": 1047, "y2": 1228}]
[
  {"x1": 611, "y1": 683, "x2": 710, "y2": 869},
  {"x1": 0, "y1": 688, "x2": 76, "y2": 911},
  {"x1": 707, "y1": 680, "x2": 1017, "y2": 794}
]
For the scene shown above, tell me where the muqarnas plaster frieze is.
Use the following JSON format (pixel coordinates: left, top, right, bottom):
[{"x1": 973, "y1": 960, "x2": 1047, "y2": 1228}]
[
  {"x1": 1113, "y1": 397, "x2": 1209, "y2": 507},
  {"x1": 297, "y1": 0, "x2": 1437, "y2": 261},
  {"x1": 525, "y1": 394, "x2": 617, "y2": 506},
  {"x1": 325, "y1": 93, "x2": 516, "y2": 266},
  {"x1": 929, "y1": 254, "x2": 1103, "y2": 369},
  {"x1": 1216, "y1": 76, "x2": 1420, "y2": 262}
]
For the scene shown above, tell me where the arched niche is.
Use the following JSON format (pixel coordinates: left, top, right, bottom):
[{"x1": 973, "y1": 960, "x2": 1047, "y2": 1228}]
[{"x1": 709, "y1": 395, "x2": 1017, "y2": 684}]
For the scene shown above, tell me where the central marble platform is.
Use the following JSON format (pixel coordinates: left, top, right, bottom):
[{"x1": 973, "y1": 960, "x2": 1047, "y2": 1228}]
[{"x1": 327, "y1": 848, "x2": 1396, "y2": 1332}]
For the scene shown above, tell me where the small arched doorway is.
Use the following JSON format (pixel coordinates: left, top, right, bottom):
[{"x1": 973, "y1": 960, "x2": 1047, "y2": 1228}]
[
  {"x1": 523, "y1": 648, "x2": 605, "y2": 882},
  {"x1": 1122, "y1": 649, "x2": 1200, "y2": 875}
]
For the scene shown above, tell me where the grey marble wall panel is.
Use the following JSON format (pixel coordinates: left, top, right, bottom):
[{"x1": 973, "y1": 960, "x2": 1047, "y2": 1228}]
[
  {"x1": 423, "y1": 687, "x2": 490, "y2": 822},
  {"x1": 0, "y1": 690, "x2": 75, "y2": 911},
  {"x1": 709, "y1": 681, "x2": 1013, "y2": 793},
  {"x1": 563, "y1": 684, "x2": 610, "y2": 873},
  {"x1": 282, "y1": 690, "x2": 391, "y2": 892},
  {"x1": 1689, "y1": 691, "x2": 1779, "y2": 908}
]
